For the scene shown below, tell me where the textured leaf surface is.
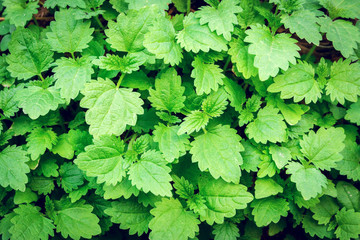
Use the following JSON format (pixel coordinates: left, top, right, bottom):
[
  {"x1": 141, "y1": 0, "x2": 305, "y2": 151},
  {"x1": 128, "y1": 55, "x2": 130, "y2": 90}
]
[
  {"x1": 3, "y1": 0, "x2": 39, "y2": 27},
  {"x1": 335, "y1": 208, "x2": 360, "y2": 240},
  {"x1": 26, "y1": 127, "x2": 57, "y2": 160},
  {"x1": 251, "y1": 197, "x2": 289, "y2": 227},
  {"x1": 228, "y1": 38, "x2": 257, "y2": 79}
]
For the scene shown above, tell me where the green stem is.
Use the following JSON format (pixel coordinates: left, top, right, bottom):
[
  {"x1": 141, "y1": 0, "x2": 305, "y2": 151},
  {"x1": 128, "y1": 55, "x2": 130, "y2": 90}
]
[
  {"x1": 38, "y1": 74, "x2": 45, "y2": 82},
  {"x1": 94, "y1": 15, "x2": 105, "y2": 30},
  {"x1": 305, "y1": 45, "x2": 317, "y2": 62},
  {"x1": 127, "y1": 133, "x2": 138, "y2": 150},
  {"x1": 116, "y1": 73, "x2": 126, "y2": 89},
  {"x1": 32, "y1": 15, "x2": 39, "y2": 26},
  {"x1": 187, "y1": 0, "x2": 191, "y2": 15},
  {"x1": 70, "y1": 52, "x2": 75, "y2": 59},
  {"x1": 223, "y1": 56, "x2": 231, "y2": 71}
]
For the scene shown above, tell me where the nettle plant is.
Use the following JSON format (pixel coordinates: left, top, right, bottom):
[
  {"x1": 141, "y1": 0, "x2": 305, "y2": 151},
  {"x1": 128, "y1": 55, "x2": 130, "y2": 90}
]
[{"x1": 0, "y1": 0, "x2": 360, "y2": 239}]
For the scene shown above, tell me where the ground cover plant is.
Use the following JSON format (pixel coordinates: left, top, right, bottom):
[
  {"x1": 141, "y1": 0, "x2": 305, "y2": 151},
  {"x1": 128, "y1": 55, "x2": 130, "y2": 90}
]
[{"x1": 0, "y1": 0, "x2": 360, "y2": 239}]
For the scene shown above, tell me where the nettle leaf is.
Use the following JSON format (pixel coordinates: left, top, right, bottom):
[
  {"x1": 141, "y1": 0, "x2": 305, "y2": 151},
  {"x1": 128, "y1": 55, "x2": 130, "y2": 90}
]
[
  {"x1": 26, "y1": 127, "x2": 58, "y2": 160},
  {"x1": 335, "y1": 208, "x2": 360, "y2": 240},
  {"x1": 149, "y1": 198, "x2": 200, "y2": 240},
  {"x1": 223, "y1": 77, "x2": 246, "y2": 112},
  {"x1": 325, "y1": 59, "x2": 360, "y2": 105},
  {"x1": 144, "y1": 16, "x2": 183, "y2": 66},
  {"x1": 46, "y1": 9, "x2": 94, "y2": 53},
  {"x1": 254, "y1": 178, "x2": 283, "y2": 199},
  {"x1": 0, "y1": 87, "x2": 19, "y2": 118},
  {"x1": 335, "y1": 138, "x2": 360, "y2": 181},
  {"x1": 54, "y1": 199, "x2": 101, "y2": 240},
  {"x1": 281, "y1": 10, "x2": 322, "y2": 45},
  {"x1": 302, "y1": 214, "x2": 334, "y2": 239},
  {"x1": 318, "y1": 17, "x2": 360, "y2": 58},
  {"x1": 176, "y1": 13, "x2": 228, "y2": 53},
  {"x1": 244, "y1": 24, "x2": 300, "y2": 80},
  {"x1": 251, "y1": 197, "x2": 289, "y2": 227},
  {"x1": 16, "y1": 86, "x2": 65, "y2": 120},
  {"x1": 336, "y1": 181, "x2": 360, "y2": 211},
  {"x1": 44, "y1": 0, "x2": 87, "y2": 8},
  {"x1": 80, "y1": 78, "x2": 144, "y2": 138},
  {"x1": 148, "y1": 68, "x2": 185, "y2": 113},
  {"x1": 106, "y1": 7, "x2": 157, "y2": 53},
  {"x1": 191, "y1": 124, "x2": 243, "y2": 183},
  {"x1": 6, "y1": 28, "x2": 54, "y2": 80},
  {"x1": 201, "y1": 88, "x2": 228, "y2": 117},
  {"x1": 105, "y1": 199, "x2": 152, "y2": 236},
  {"x1": 286, "y1": 162, "x2": 328, "y2": 200},
  {"x1": 3, "y1": 0, "x2": 39, "y2": 27},
  {"x1": 125, "y1": 0, "x2": 171, "y2": 10},
  {"x1": 178, "y1": 110, "x2": 210, "y2": 135},
  {"x1": 300, "y1": 127, "x2": 346, "y2": 171},
  {"x1": 53, "y1": 57, "x2": 94, "y2": 101},
  {"x1": 319, "y1": 0, "x2": 360, "y2": 19},
  {"x1": 129, "y1": 150, "x2": 172, "y2": 197},
  {"x1": 59, "y1": 163, "x2": 84, "y2": 192},
  {"x1": 75, "y1": 136, "x2": 127, "y2": 186},
  {"x1": 191, "y1": 56, "x2": 225, "y2": 95},
  {"x1": 310, "y1": 196, "x2": 339, "y2": 225},
  {"x1": 9, "y1": 204, "x2": 54, "y2": 240},
  {"x1": 213, "y1": 221, "x2": 240, "y2": 240},
  {"x1": 198, "y1": 174, "x2": 253, "y2": 224},
  {"x1": 345, "y1": 100, "x2": 360, "y2": 125},
  {"x1": 153, "y1": 123, "x2": 189, "y2": 163},
  {"x1": 103, "y1": 177, "x2": 140, "y2": 200},
  {"x1": 93, "y1": 54, "x2": 144, "y2": 74},
  {"x1": 245, "y1": 106, "x2": 287, "y2": 144},
  {"x1": 0, "y1": 145, "x2": 30, "y2": 191},
  {"x1": 195, "y1": 0, "x2": 242, "y2": 41}
]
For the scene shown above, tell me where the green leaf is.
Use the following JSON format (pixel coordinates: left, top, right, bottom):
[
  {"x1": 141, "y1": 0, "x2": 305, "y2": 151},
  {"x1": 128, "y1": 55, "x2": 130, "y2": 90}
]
[
  {"x1": 103, "y1": 177, "x2": 139, "y2": 200},
  {"x1": 302, "y1": 213, "x2": 334, "y2": 239},
  {"x1": 242, "y1": 141, "x2": 262, "y2": 172},
  {"x1": 244, "y1": 24, "x2": 300, "y2": 80},
  {"x1": 44, "y1": 0, "x2": 86, "y2": 8},
  {"x1": 254, "y1": 178, "x2": 283, "y2": 199},
  {"x1": 201, "y1": 88, "x2": 228, "y2": 117},
  {"x1": 6, "y1": 28, "x2": 54, "y2": 80},
  {"x1": 80, "y1": 78, "x2": 144, "y2": 137},
  {"x1": 0, "y1": 145, "x2": 30, "y2": 191},
  {"x1": 105, "y1": 199, "x2": 152, "y2": 236},
  {"x1": 345, "y1": 100, "x2": 360, "y2": 125},
  {"x1": 3, "y1": 0, "x2": 39, "y2": 27},
  {"x1": 213, "y1": 221, "x2": 240, "y2": 240},
  {"x1": 335, "y1": 139, "x2": 360, "y2": 181},
  {"x1": 0, "y1": 87, "x2": 19, "y2": 118},
  {"x1": 173, "y1": 175, "x2": 194, "y2": 199},
  {"x1": 14, "y1": 188, "x2": 38, "y2": 204},
  {"x1": 319, "y1": 0, "x2": 360, "y2": 19},
  {"x1": 318, "y1": 17, "x2": 360, "y2": 58},
  {"x1": 16, "y1": 86, "x2": 65, "y2": 120},
  {"x1": 223, "y1": 77, "x2": 246, "y2": 112},
  {"x1": 144, "y1": 17, "x2": 183, "y2": 66},
  {"x1": 59, "y1": 163, "x2": 84, "y2": 192},
  {"x1": 129, "y1": 150, "x2": 172, "y2": 197},
  {"x1": 53, "y1": 57, "x2": 94, "y2": 101},
  {"x1": 153, "y1": 123, "x2": 189, "y2": 163},
  {"x1": 325, "y1": 59, "x2": 360, "y2": 104},
  {"x1": 9, "y1": 205, "x2": 54, "y2": 240},
  {"x1": 0, "y1": 213, "x2": 16, "y2": 240},
  {"x1": 281, "y1": 10, "x2": 322, "y2": 45},
  {"x1": 178, "y1": 110, "x2": 210, "y2": 135},
  {"x1": 286, "y1": 162, "x2": 327, "y2": 200},
  {"x1": 54, "y1": 199, "x2": 101, "y2": 240},
  {"x1": 198, "y1": 174, "x2": 253, "y2": 224},
  {"x1": 105, "y1": 7, "x2": 157, "y2": 53},
  {"x1": 268, "y1": 61, "x2": 321, "y2": 104},
  {"x1": 29, "y1": 176, "x2": 55, "y2": 195},
  {"x1": 300, "y1": 127, "x2": 346, "y2": 171},
  {"x1": 26, "y1": 127, "x2": 57, "y2": 160},
  {"x1": 191, "y1": 56, "x2": 225, "y2": 95},
  {"x1": 228, "y1": 38, "x2": 257, "y2": 79},
  {"x1": 335, "y1": 208, "x2": 360, "y2": 240},
  {"x1": 93, "y1": 54, "x2": 144, "y2": 74},
  {"x1": 46, "y1": 9, "x2": 94, "y2": 53},
  {"x1": 75, "y1": 136, "x2": 127, "y2": 186},
  {"x1": 191, "y1": 125, "x2": 243, "y2": 183},
  {"x1": 176, "y1": 13, "x2": 228, "y2": 53},
  {"x1": 245, "y1": 106, "x2": 287, "y2": 144},
  {"x1": 251, "y1": 197, "x2": 289, "y2": 227},
  {"x1": 172, "y1": 0, "x2": 188, "y2": 12},
  {"x1": 310, "y1": 196, "x2": 339, "y2": 225},
  {"x1": 149, "y1": 198, "x2": 200, "y2": 240},
  {"x1": 269, "y1": 145, "x2": 291, "y2": 169},
  {"x1": 195, "y1": 0, "x2": 242, "y2": 41},
  {"x1": 51, "y1": 134, "x2": 75, "y2": 159},
  {"x1": 336, "y1": 181, "x2": 360, "y2": 211},
  {"x1": 125, "y1": 0, "x2": 171, "y2": 10},
  {"x1": 148, "y1": 68, "x2": 185, "y2": 113}
]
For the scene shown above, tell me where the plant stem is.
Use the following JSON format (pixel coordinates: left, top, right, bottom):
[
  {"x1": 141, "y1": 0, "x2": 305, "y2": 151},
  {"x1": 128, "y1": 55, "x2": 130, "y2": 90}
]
[
  {"x1": 305, "y1": 45, "x2": 317, "y2": 62},
  {"x1": 116, "y1": 73, "x2": 126, "y2": 89},
  {"x1": 32, "y1": 15, "x2": 39, "y2": 26},
  {"x1": 94, "y1": 15, "x2": 105, "y2": 30},
  {"x1": 187, "y1": 0, "x2": 191, "y2": 15},
  {"x1": 223, "y1": 56, "x2": 231, "y2": 71},
  {"x1": 70, "y1": 52, "x2": 75, "y2": 59},
  {"x1": 38, "y1": 74, "x2": 45, "y2": 82}
]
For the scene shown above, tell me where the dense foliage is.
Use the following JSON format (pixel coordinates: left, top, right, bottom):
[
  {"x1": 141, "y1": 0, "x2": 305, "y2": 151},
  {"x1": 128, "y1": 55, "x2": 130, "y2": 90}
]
[{"x1": 0, "y1": 0, "x2": 360, "y2": 239}]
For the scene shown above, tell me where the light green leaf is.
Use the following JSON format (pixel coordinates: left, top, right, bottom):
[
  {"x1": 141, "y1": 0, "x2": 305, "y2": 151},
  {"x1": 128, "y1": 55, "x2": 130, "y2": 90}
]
[
  {"x1": 345, "y1": 100, "x2": 360, "y2": 125},
  {"x1": 53, "y1": 57, "x2": 94, "y2": 101},
  {"x1": 269, "y1": 145, "x2": 292, "y2": 169},
  {"x1": 223, "y1": 77, "x2": 246, "y2": 112},
  {"x1": 144, "y1": 17, "x2": 183, "y2": 66},
  {"x1": 14, "y1": 188, "x2": 38, "y2": 204},
  {"x1": 3, "y1": 0, "x2": 39, "y2": 27},
  {"x1": 148, "y1": 68, "x2": 185, "y2": 113},
  {"x1": 149, "y1": 198, "x2": 200, "y2": 240},
  {"x1": 195, "y1": 0, "x2": 242, "y2": 41},
  {"x1": 319, "y1": 0, "x2": 360, "y2": 19},
  {"x1": 46, "y1": 9, "x2": 94, "y2": 53},
  {"x1": 0, "y1": 87, "x2": 19, "y2": 118},
  {"x1": 103, "y1": 177, "x2": 140, "y2": 200},
  {"x1": 44, "y1": 0, "x2": 86, "y2": 8},
  {"x1": 198, "y1": 174, "x2": 253, "y2": 224},
  {"x1": 335, "y1": 208, "x2": 360, "y2": 240},
  {"x1": 129, "y1": 150, "x2": 172, "y2": 197},
  {"x1": 153, "y1": 123, "x2": 189, "y2": 163},
  {"x1": 310, "y1": 196, "x2": 339, "y2": 225},
  {"x1": 105, "y1": 199, "x2": 152, "y2": 236},
  {"x1": 213, "y1": 221, "x2": 240, "y2": 240},
  {"x1": 254, "y1": 178, "x2": 283, "y2": 199},
  {"x1": 251, "y1": 197, "x2": 289, "y2": 227},
  {"x1": 80, "y1": 78, "x2": 144, "y2": 137},
  {"x1": 26, "y1": 127, "x2": 57, "y2": 160},
  {"x1": 286, "y1": 162, "x2": 328, "y2": 200},
  {"x1": 125, "y1": 0, "x2": 171, "y2": 10},
  {"x1": 178, "y1": 110, "x2": 210, "y2": 135},
  {"x1": 191, "y1": 56, "x2": 225, "y2": 95},
  {"x1": 191, "y1": 125, "x2": 243, "y2": 183},
  {"x1": 93, "y1": 54, "x2": 144, "y2": 74},
  {"x1": 176, "y1": 13, "x2": 228, "y2": 53},
  {"x1": 245, "y1": 106, "x2": 287, "y2": 144},
  {"x1": 302, "y1": 214, "x2": 335, "y2": 239},
  {"x1": 59, "y1": 163, "x2": 84, "y2": 193},
  {"x1": 244, "y1": 24, "x2": 300, "y2": 80},
  {"x1": 75, "y1": 136, "x2": 127, "y2": 186},
  {"x1": 0, "y1": 145, "x2": 30, "y2": 191},
  {"x1": 201, "y1": 88, "x2": 228, "y2": 117},
  {"x1": 300, "y1": 127, "x2": 346, "y2": 171},
  {"x1": 336, "y1": 181, "x2": 360, "y2": 211}
]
